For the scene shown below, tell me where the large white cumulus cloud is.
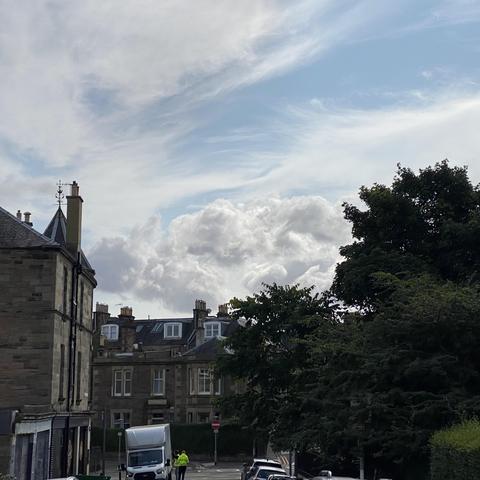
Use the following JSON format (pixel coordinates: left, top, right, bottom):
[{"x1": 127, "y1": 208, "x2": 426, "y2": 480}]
[{"x1": 89, "y1": 196, "x2": 350, "y2": 314}]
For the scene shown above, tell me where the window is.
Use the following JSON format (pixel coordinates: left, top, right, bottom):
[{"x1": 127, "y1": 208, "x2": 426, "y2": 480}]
[
  {"x1": 113, "y1": 368, "x2": 132, "y2": 397},
  {"x1": 187, "y1": 412, "x2": 193, "y2": 424},
  {"x1": 112, "y1": 411, "x2": 131, "y2": 429},
  {"x1": 197, "y1": 412, "x2": 210, "y2": 423},
  {"x1": 198, "y1": 368, "x2": 212, "y2": 395},
  {"x1": 150, "y1": 412, "x2": 164, "y2": 425},
  {"x1": 188, "y1": 368, "x2": 195, "y2": 395},
  {"x1": 101, "y1": 324, "x2": 119, "y2": 341},
  {"x1": 62, "y1": 266, "x2": 68, "y2": 314},
  {"x1": 214, "y1": 377, "x2": 222, "y2": 396},
  {"x1": 59, "y1": 344, "x2": 65, "y2": 400},
  {"x1": 205, "y1": 322, "x2": 221, "y2": 339},
  {"x1": 152, "y1": 369, "x2": 165, "y2": 396},
  {"x1": 76, "y1": 352, "x2": 82, "y2": 402},
  {"x1": 79, "y1": 282, "x2": 84, "y2": 325},
  {"x1": 151, "y1": 323, "x2": 162, "y2": 333},
  {"x1": 164, "y1": 323, "x2": 182, "y2": 339}
]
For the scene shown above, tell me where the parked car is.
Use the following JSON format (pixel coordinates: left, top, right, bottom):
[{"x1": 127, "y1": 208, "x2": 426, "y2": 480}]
[
  {"x1": 267, "y1": 475, "x2": 296, "y2": 480},
  {"x1": 312, "y1": 470, "x2": 333, "y2": 479},
  {"x1": 251, "y1": 466, "x2": 287, "y2": 480},
  {"x1": 242, "y1": 458, "x2": 283, "y2": 480}
]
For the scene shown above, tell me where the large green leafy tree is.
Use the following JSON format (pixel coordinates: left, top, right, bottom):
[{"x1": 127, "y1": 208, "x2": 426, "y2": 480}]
[
  {"x1": 303, "y1": 275, "x2": 480, "y2": 478},
  {"x1": 305, "y1": 161, "x2": 480, "y2": 477},
  {"x1": 216, "y1": 283, "x2": 332, "y2": 449},
  {"x1": 332, "y1": 160, "x2": 480, "y2": 309}
]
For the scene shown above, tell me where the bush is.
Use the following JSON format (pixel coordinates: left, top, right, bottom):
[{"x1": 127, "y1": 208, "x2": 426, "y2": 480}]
[{"x1": 430, "y1": 420, "x2": 480, "y2": 480}]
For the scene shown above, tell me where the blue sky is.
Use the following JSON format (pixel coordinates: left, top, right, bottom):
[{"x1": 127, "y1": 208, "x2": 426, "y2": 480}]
[{"x1": 1, "y1": 0, "x2": 480, "y2": 316}]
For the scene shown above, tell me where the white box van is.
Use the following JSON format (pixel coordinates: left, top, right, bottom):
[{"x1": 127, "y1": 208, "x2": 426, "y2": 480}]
[{"x1": 125, "y1": 424, "x2": 172, "y2": 480}]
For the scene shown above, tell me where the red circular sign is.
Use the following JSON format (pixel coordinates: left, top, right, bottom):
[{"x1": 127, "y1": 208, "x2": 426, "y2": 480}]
[{"x1": 212, "y1": 420, "x2": 220, "y2": 429}]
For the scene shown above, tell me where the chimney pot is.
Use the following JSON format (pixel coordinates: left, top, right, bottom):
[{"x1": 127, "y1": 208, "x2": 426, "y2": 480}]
[
  {"x1": 95, "y1": 303, "x2": 109, "y2": 313},
  {"x1": 120, "y1": 306, "x2": 133, "y2": 317},
  {"x1": 71, "y1": 181, "x2": 79, "y2": 196},
  {"x1": 16, "y1": 210, "x2": 22, "y2": 220},
  {"x1": 23, "y1": 211, "x2": 32, "y2": 226}
]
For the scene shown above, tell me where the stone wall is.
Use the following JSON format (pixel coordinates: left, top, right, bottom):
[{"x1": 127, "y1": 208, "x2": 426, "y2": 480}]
[{"x1": 0, "y1": 248, "x2": 57, "y2": 408}]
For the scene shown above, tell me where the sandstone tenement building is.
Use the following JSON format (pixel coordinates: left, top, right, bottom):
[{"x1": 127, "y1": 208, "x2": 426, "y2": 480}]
[
  {"x1": 92, "y1": 300, "x2": 240, "y2": 429},
  {"x1": 0, "y1": 183, "x2": 96, "y2": 479}
]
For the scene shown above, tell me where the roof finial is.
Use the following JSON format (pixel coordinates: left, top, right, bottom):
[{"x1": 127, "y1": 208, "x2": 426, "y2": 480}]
[{"x1": 56, "y1": 180, "x2": 65, "y2": 208}]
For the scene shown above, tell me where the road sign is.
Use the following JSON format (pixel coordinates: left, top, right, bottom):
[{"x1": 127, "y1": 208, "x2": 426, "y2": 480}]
[{"x1": 212, "y1": 420, "x2": 220, "y2": 430}]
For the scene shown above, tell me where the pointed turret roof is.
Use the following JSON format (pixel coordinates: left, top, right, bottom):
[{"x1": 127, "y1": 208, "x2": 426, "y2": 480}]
[
  {"x1": 43, "y1": 207, "x2": 95, "y2": 274},
  {"x1": 43, "y1": 207, "x2": 67, "y2": 245}
]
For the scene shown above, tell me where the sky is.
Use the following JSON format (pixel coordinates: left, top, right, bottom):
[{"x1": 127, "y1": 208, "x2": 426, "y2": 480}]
[{"x1": 1, "y1": 0, "x2": 480, "y2": 318}]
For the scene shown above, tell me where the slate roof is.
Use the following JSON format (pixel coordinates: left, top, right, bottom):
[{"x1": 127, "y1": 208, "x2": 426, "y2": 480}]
[
  {"x1": 0, "y1": 205, "x2": 95, "y2": 276},
  {"x1": 182, "y1": 337, "x2": 225, "y2": 359},
  {"x1": 0, "y1": 206, "x2": 57, "y2": 248},
  {"x1": 103, "y1": 315, "x2": 239, "y2": 351}
]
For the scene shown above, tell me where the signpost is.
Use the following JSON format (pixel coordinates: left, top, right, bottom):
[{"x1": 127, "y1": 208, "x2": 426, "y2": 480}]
[{"x1": 212, "y1": 420, "x2": 220, "y2": 465}]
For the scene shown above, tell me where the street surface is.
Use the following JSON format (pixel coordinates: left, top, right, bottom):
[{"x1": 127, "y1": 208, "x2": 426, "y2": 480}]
[
  {"x1": 183, "y1": 463, "x2": 241, "y2": 480},
  {"x1": 97, "y1": 461, "x2": 242, "y2": 480}
]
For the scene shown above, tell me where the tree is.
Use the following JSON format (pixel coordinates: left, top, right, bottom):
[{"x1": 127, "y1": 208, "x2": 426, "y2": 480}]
[
  {"x1": 332, "y1": 161, "x2": 480, "y2": 310},
  {"x1": 303, "y1": 274, "x2": 480, "y2": 478},
  {"x1": 216, "y1": 283, "x2": 332, "y2": 449}
]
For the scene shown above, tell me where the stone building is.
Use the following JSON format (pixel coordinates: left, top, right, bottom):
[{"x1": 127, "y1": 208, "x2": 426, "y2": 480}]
[
  {"x1": 92, "y1": 300, "x2": 240, "y2": 429},
  {"x1": 0, "y1": 183, "x2": 96, "y2": 479}
]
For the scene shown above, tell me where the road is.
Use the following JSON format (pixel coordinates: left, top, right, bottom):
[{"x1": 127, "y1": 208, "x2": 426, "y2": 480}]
[
  {"x1": 98, "y1": 462, "x2": 242, "y2": 480},
  {"x1": 184, "y1": 463, "x2": 241, "y2": 480}
]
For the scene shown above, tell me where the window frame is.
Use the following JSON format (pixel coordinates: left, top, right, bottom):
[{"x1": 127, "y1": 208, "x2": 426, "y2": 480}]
[
  {"x1": 151, "y1": 368, "x2": 165, "y2": 396},
  {"x1": 204, "y1": 321, "x2": 221, "y2": 339},
  {"x1": 102, "y1": 324, "x2": 119, "y2": 341},
  {"x1": 111, "y1": 410, "x2": 131, "y2": 430},
  {"x1": 164, "y1": 322, "x2": 182, "y2": 339},
  {"x1": 198, "y1": 368, "x2": 212, "y2": 395},
  {"x1": 112, "y1": 368, "x2": 133, "y2": 397}
]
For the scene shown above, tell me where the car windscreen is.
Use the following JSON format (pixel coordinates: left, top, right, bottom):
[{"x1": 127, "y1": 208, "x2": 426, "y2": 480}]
[
  {"x1": 257, "y1": 469, "x2": 285, "y2": 479},
  {"x1": 129, "y1": 449, "x2": 163, "y2": 467}
]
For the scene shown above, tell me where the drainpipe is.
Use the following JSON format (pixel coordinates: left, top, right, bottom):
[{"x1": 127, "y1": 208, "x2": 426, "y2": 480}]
[{"x1": 64, "y1": 251, "x2": 81, "y2": 475}]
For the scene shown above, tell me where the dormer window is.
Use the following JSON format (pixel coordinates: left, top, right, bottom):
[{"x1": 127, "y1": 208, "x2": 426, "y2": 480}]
[
  {"x1": 164, "y1": 322, "x2": 182, "y2": 339},
  {"x1": 101, "y1": 324, "x2": 119, "y2": 341},
  {"x1": 205, "y1": 322, "x2": 221, "y2": 339}
]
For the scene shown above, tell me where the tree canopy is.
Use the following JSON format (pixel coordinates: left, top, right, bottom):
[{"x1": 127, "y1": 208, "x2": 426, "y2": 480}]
[
  {"x1": 217, "y1": 161, "x2": 480, "y2": 479},
  {"x1": 332, "y1": 161, "x2": 480, "y2": 309}
]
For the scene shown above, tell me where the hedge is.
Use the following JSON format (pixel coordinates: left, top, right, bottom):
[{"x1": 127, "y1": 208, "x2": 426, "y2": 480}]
[
  {"x1": 91, "y1": 423, "x2": 267, "y2": 458},
  {"x1": 430, "y1": 420, "x2": 480, "y2": 480}
]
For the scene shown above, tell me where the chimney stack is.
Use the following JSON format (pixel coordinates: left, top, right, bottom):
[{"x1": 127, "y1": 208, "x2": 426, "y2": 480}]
[
  {"x1": 217, "y1": 304, "x2": 229, "y2": 317},
  {"x1": 23, "y1": 211, "x2": 32, "y2": 226},
  {"x1": 93, "y1": 303, "x2": 110, "y2": 332},
  {"x1": 66, "y1": 181, "x2": 83, "y2": 255},
  {"x1": 194, "y1": 299, "x2": 208, "y2": 346},
  {"x1": 119, "y1": 306, "x2": 134, "y2": 318},
  {"x1": 16, "y1": 210, "x2": 22, "y2": 221}
]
